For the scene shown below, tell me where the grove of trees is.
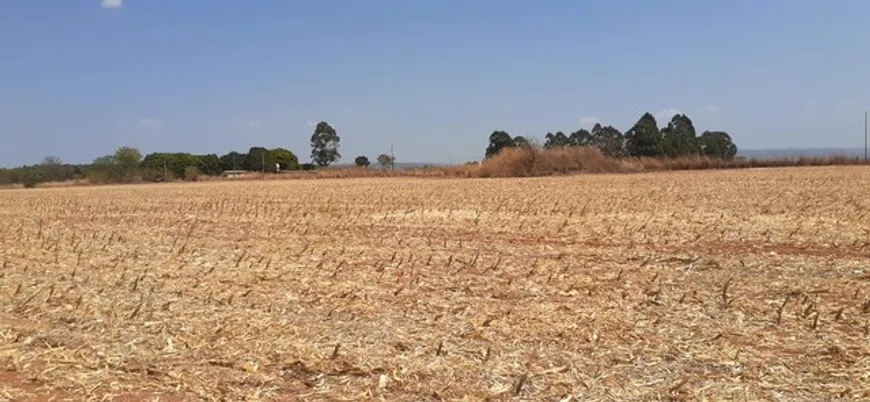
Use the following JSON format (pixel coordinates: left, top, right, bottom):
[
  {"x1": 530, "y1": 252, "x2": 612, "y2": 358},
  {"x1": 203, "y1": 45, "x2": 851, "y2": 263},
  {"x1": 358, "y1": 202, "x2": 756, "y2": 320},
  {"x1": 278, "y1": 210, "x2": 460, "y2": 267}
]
[
  {"x1": 0, "y1": 120, "x2": 346, "y2": 187},
  {"x1": 485, "y1": 112, "x2": 737, "y2": 160},
  {"x1": 0, "y1": 113, "x2": 743, "y2": 188}
]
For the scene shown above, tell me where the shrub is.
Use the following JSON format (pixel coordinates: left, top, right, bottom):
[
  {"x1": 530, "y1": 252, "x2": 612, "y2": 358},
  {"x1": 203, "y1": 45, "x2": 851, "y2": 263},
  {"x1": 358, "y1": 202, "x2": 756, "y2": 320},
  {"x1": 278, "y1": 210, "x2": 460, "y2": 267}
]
[
  {"x1": 184, "y1": 166, "x2": 201, "y2": 182},
  {"x1": 141, "y1": 168, "x2": 167, "y2": 182},
  {"x1": 475, "y1": 145, "x2": 635, "y2": 177},
  {"x1": 22, "y1": 177, "x2": 39, "y2": 188}
]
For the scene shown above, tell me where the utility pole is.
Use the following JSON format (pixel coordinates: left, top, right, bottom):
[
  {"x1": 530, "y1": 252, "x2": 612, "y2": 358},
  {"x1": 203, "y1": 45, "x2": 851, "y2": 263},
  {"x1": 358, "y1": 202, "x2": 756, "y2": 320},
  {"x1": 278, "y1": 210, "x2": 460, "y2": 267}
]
[
  {"x1": 163, "y1": 160, "x2": 168, "y2": 182},
  {"x1": 261, "y1": 153, "x2": 265, "y2": 174},
  {"x1": 390, "y1": 142, "x2": 395, "y2": 171},
  {"x1": 865, "y1": 110, "x2": 867, "y2": 161}
]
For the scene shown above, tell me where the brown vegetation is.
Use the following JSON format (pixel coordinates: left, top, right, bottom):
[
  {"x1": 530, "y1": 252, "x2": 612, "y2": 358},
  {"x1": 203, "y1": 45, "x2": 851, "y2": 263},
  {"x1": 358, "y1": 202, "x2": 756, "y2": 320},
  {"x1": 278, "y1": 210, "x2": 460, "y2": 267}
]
[
  {"x1": 1, "y1": 166, "x2": 869, "y2": 400},
  {"x1": 264, "y1": 147, "x2": 870, "y2": 180}
]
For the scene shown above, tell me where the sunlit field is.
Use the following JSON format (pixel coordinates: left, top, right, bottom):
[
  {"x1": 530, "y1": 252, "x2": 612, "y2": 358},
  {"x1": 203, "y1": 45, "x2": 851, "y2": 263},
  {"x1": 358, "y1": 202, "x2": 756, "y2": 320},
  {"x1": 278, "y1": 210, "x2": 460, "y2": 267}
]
[{"x1": 1, "y1": 166, "x2": 869, "y2": 401}]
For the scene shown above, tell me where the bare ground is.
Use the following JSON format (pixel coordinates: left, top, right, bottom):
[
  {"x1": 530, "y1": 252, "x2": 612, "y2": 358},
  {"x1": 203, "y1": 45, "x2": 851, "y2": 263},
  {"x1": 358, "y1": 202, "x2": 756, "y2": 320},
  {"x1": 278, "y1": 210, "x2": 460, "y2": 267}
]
[{"x1": 1, "y1": 166, "x2": 869, "y2": 401}]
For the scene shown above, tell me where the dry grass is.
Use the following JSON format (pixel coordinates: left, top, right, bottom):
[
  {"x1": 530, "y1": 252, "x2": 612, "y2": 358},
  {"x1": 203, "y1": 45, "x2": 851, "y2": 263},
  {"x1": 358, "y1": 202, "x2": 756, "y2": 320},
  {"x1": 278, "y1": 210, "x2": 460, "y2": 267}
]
[
  {"x1": 211, "y1": 149, "x2": 870, "y2": 181},
  {"x1": 1, "y1": 166, "x2": 870, "y2": 401}
]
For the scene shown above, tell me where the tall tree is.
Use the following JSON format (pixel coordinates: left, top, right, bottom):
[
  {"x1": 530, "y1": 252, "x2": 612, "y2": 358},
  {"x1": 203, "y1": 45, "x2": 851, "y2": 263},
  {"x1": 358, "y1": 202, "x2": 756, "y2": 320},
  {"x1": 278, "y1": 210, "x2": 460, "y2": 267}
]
[
  {"x1": 310, "y1": 121, "x2": 341, "y2": 167},
  {"x1": 40, "y1": 156, "x2": 64, "y2": 182},
  {"x1": 591, "y1": 124, "x2": 626, "y2": 157},
  {"x1": 512, "y1": 136, "x2": 530, "y2": 148},
  {"x1": 699, "y1": 131, "x2": 738, "y2": 159},
  {"x1": 42, "y1": 156, "x2": 63, "y2": 166},
  {"x1": 115, "y1": 146, "x2": 142, "y2": 168},
  {"x1": 219, "y1": 151, "x2": 245, "y2": 171},
  {"x1": 377, "y1": 153, "x2": 395, "y2": 169},
  {"x1": 270, "y1": 148, "x2": 299, "y2": 171},
  {"x1": 568, "y1": 129, "x2": 593, "y2": 147},
  {"x1": 89, "y1": 146, "x2": 141, "y2": 183},
  {"x1": 114, "y1": 146, "x2": 142, "y2": 181},
  {"x1": 198, "y1": 154, "x2": 223, "y2": 175},
  {"x1": 246, "y1": 147, "x2": 274, "y2": 172},
  {"x1": 661, "y1": 114, "x2": 699, "y2": 157},
  {"x1": 485, "y1": 131, "x2": 514, "y2": 158},
  {"x1": 625, "y1": 113, "x2": 662, "y2": 157},
  {"x1": 544, "y1": 131, "x2": 570, "y2": 149}
]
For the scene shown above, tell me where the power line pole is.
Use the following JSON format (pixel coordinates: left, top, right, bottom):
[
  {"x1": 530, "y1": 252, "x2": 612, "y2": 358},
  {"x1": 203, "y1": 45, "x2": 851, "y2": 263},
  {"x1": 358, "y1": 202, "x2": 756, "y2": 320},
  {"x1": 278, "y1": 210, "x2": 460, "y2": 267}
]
[
  {"x1": 390, "y1": 142, "x2": 395, "y2": 171},
  {"x1": 865, "y1": 110, "x2": 867, "y2": 161}
]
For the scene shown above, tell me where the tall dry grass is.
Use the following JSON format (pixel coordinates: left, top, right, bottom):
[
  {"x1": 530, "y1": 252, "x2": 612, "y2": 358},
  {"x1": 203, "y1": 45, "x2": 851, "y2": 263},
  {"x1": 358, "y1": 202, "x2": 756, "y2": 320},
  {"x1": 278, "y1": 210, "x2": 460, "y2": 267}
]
[
  {"x1": 207, "y1": 149, "x2": 869, "y2": 182},
  {"x1": 8, "y1": 148, "x2": 867, "y2": 190},
  {"x1": 467, "y1": 146, "x2": 869, "y2": 178}
]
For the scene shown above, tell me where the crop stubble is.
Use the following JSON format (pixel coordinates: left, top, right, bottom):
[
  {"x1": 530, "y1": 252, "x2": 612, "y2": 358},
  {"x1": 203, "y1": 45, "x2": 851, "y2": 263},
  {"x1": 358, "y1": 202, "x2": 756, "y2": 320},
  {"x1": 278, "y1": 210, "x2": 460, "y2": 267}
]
[{"x1": 1, "y1": 166, "x2": 869, "y2": 401}]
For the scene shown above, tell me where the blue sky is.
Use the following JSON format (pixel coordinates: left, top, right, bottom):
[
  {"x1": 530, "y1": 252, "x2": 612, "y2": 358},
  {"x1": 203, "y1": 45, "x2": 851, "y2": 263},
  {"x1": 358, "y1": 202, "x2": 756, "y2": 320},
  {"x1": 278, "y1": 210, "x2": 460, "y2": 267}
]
[{"x1": 1, "y1": 0, "x2": 869, "y2": 167}]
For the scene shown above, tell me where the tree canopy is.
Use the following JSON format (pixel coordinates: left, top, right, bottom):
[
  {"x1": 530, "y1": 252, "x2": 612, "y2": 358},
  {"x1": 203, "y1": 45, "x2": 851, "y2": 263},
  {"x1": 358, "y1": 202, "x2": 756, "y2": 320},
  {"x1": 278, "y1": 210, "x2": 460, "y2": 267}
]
[
  {"x1": 699, "y1": 131, "x2": 738, "y2": 158},
  {"x1": 310, "y1": 121, "x2": 341, "y2": 167},
  {"x1": 377, "y1": 154, "x2": 395, "y2": 169},
  {"x1": 354, "y1": 155, "x2": 371, "y2": 167},
  {"x1": 0, "y1": 110, "x2": 743, "y2": 189},
  {"x1": 485, "y1": 131, "x2": 515, "y2": 158},
  {"x1": 543, "y1": 132, "x2": 570, "y2": 149},
  {"x1": 481, "y1": 111, "x2": 736, "y2": 160},
  {"x1": 661, "y1": 114, "x2": 699, "y2": 157},
  {"x1": 625, "y1": 113, "x2": 662, "y2": 157}
]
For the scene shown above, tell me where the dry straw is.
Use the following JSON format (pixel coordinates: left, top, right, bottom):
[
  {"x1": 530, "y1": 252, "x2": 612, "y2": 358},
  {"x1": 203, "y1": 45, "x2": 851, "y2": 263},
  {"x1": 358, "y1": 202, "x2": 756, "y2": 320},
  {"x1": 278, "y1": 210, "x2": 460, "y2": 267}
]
[{"x1": 0, "y1": 166, "x2": 869, "y2": 400}]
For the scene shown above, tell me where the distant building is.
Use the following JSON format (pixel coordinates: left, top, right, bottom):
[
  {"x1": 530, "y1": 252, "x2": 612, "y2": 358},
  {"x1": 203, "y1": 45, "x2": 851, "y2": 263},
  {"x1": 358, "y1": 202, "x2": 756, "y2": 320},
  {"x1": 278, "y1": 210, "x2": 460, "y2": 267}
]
[{"x1": 221, "y1": 170, "x2": 249, "y2": 178}]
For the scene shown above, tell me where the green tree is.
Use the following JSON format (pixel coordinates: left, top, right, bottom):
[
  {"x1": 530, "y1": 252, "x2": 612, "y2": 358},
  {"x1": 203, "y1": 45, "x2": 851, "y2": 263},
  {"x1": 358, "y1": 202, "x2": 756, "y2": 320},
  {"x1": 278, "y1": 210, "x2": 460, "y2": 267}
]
[
  {"x1": 544, "y1": 131, "x2": 570, "y2": 149},
  {"x1": 115, "y1": 146, "x2": 142, "y2": 180},
  {"x1": 42, "y1": 156, "x2": 62, "y2": 166},
  {"x1": 310, "y1": 121, "x2": 341, "y2": 166},
  {"x1": 90, "y1": 154, "x2": 119, "y2": 182},
  {"x1": 219, "y1": 151, "x2": 245, "y2": 171},
  {"x1": 141, "y1": 152, "x2": 205, "y2": 179},
  {"x1": 568, "y1": 129, "x2": 593, "y2": 147},
  {"x1": 92, "y1": 155, "x2": 116, "y2": 165},
  {"x1": 661, "y1": 114, "x2": 699, "y2": 157},
  {"x1": 90, "y1": 146, "x2": 141, "y2": 182},
  {"x1": 625, "y1": 113, "x2": 662, "y2": 157},
  {"x1": 512, "y1": 136, "x2": 530, "y2": 148},
  {"x1": 40, "y1": 156, "x2": 65, "y2": 182},
  {"x1": 270, "y1": 148, "x2": 299, "y2": 171},
  {"x1": 377, "y1": 153, "x2": 395, "y2": 169},
  {"x1": 183, "y1": 166, "x2": 201, "y2": 181},
  {"x1": 699, "y1": 131, "x2": 738, "y2": 159},
  {"x1": 485, "y1": 130, "x2": 514, "y2": 158},
  {"x1": 246, "y1": 147, "x2": 274, "y2": 172},
  {"x1": 354, "y1": 155, "x2": 370, "y2": 167},
  {"x1": 198, "y1": 154, "x2": 222, "y2": 175},
  {"x1": 591, "y1": 124, "x2": 626, "y2": 157}
]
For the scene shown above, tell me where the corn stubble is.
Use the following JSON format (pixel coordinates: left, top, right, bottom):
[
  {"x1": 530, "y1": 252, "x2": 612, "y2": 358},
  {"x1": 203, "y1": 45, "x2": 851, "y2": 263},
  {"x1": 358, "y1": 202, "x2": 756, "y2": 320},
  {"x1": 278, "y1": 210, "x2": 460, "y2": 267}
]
[{"x1": 0, "y1": 166, "x2": 869, "y2": 401}]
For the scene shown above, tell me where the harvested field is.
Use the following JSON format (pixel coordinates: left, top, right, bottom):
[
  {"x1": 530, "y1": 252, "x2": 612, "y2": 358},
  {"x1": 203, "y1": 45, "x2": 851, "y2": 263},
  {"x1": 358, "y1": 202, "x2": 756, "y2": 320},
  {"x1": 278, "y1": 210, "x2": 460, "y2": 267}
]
[{"x1": 1, "y1": 166, "x2": 870, "y2": 401}]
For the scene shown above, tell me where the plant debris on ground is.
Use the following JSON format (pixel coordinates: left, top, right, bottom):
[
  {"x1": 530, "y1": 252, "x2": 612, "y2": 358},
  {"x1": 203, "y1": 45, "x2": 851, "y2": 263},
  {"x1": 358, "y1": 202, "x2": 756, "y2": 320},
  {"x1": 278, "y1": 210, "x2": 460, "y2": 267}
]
[{"x1": 1, "y1": 166, "x2": 869, "y2": 401}]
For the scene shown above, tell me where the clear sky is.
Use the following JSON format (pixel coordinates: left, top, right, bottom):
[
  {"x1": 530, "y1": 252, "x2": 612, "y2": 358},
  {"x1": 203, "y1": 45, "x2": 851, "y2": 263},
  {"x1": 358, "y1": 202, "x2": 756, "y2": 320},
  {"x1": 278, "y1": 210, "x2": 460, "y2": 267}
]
[{"x1": 1, "y1": 0, "x2": 869, "y2": 167}]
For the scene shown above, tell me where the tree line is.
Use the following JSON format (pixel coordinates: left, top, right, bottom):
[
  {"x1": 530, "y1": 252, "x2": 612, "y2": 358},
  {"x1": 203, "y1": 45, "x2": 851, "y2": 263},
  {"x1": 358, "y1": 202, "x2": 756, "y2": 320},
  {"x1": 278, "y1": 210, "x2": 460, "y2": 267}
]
[
  {"x1": 485, "y1": 112, "x2": 738, "y2": 159},
  {"x1": 0, "y1": 146, "x2": 306, "y2": 187},
  {"x1": 0, "y1": 121, "x2": 400, "y2": 187}
]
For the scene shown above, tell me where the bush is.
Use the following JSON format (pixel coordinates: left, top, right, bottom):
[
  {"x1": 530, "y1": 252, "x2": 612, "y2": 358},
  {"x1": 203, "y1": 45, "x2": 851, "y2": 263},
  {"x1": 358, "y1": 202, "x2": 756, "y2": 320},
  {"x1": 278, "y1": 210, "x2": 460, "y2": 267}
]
[
  {"x1": 184, "y1": 166, "x2": 201, "y2": 181},
  {"x1": 22, "y1": 177, "x2": 39, "y2": 188},
  {"x1": 141, "y1": 168, "x2": 167, "y2": 182},
  {"x1": 300, "y1": 163, "x2": 316, "y2": 171},
  {"x1": 476, "y1": 145, "x2": 635, "y2": 177}
]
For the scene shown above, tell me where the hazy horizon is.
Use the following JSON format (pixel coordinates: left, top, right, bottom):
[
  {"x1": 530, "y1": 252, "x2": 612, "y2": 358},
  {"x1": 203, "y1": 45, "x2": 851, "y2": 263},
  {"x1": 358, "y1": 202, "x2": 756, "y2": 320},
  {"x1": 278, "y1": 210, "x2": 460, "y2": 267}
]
[{"x1": 3, "y1": 1, "x2": 870, "y2": 167}]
